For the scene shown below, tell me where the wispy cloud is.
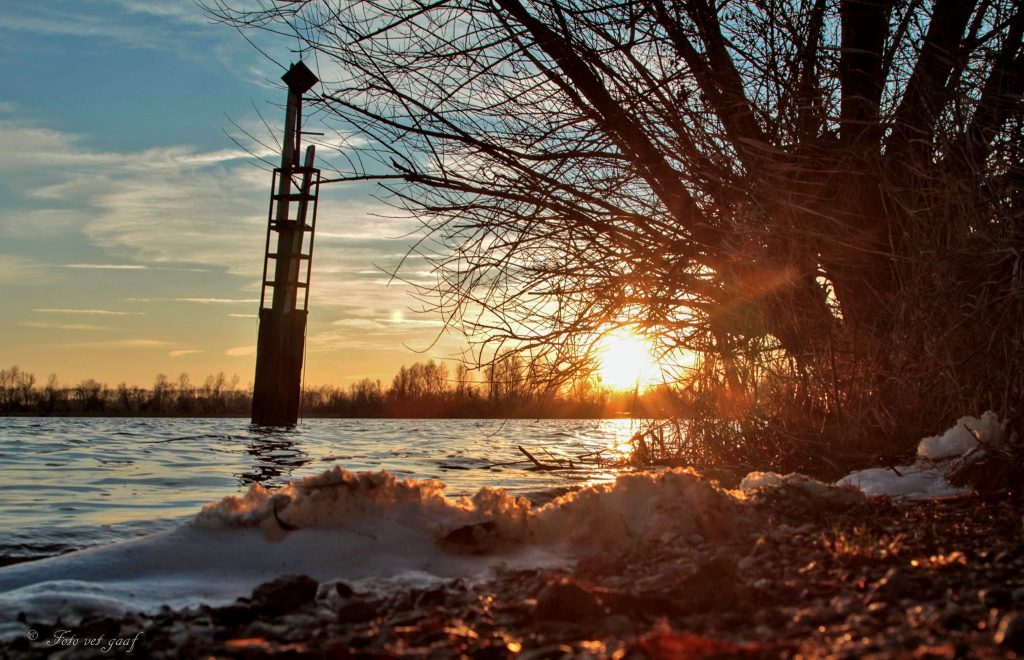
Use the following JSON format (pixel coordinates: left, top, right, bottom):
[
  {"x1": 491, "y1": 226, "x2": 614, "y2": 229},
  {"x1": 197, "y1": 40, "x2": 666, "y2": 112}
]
[
  {"x1": 1, "y1": 114, "x2": 439, "y2": 368},
  {"x1": 169, "y1": 349, "x2": 206, "y2": 357},
  {"x1": 0, "y1": 1, "x2": 225, "y2": 58},
  {"x1": 34, "y1": 308, "x2": 145, "y2": 316},
  {"x1": 55, "y1": 339, "x2": 172, "y2": 348},
  {"x1": 307, "y1": 310, "x2": 454, "y2": 353},
  {"x1": 19, "y1": 321, "x2": 108, "y2": 331},
  {"x1": 64, "y1": 263, "x2": 211, "y2": 273},
  {"x1": 228, "y1": 313, "x2": 258, "y2": 319},
  {"x1": 63, "y1": 263, "x2": 147, "y2": 270},
  {"x1": 124, "y1": 297, "x2": 259, "y2": 304},
  {"x1": 175, "y1": 297, "x2": 259, "y2": 305},
  {"x1": 225, "y1": 345, "x2": 256, "y2": 357}
]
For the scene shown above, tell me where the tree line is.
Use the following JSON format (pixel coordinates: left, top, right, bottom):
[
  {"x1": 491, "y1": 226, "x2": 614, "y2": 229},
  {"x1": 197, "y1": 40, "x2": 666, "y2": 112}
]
[
  {"x1": 0, "y1": 363, "x2": 672, "y2": 418},
  {"x1": 0, "y1": 366, "x2": 249, "y2": 416}
]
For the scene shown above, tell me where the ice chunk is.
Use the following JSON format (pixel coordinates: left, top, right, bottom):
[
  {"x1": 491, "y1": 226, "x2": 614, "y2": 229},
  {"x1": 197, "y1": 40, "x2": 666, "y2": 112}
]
[
  {"x1": 839, "y1": 411, "x2": 1005, "y2": 499},
  {"x1": 738, "y1": 471, "x2": 785, "y2": 491},
  {"x1": 837, "y1": 465, "x2": 969, "y2": 499},
  {"x1": 917, "y1": 411, "x2": 1002, "y2": 461}
]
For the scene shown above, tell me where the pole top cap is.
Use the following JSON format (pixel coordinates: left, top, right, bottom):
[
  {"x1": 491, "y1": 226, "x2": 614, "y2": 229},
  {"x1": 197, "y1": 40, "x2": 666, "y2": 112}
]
[{"x1": 282, "y1": 61, "x2": 318, "y2": 95}]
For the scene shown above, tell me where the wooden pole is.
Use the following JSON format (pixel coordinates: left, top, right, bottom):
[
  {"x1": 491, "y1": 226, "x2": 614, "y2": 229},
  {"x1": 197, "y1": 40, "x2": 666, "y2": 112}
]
[{"x1": 252, "y1": 62, "x2": 319, "y2": 426}]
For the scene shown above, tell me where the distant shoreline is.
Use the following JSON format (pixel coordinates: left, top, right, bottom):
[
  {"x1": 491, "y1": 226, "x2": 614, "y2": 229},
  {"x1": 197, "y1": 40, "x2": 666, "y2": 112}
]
[{"x1": 0, "y1": 411, "x2": 656, "y2": 420}]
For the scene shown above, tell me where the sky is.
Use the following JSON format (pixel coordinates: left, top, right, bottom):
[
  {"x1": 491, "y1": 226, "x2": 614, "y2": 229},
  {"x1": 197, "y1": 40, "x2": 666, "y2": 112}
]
[{"x1": 0, "y1": 0, "x2": 466, "y2": 389}]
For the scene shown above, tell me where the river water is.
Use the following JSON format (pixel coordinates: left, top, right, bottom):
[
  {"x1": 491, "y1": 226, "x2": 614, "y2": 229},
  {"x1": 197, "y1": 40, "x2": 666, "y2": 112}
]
[{"x1": 0, "y1": 417, "x2": 641, "y2": 563}]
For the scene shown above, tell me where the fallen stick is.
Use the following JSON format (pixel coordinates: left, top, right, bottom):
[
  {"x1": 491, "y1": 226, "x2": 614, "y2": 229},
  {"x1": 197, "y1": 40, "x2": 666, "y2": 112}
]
[{"x1": 518, "y1": 445, "x2": 545, "y2": 469}]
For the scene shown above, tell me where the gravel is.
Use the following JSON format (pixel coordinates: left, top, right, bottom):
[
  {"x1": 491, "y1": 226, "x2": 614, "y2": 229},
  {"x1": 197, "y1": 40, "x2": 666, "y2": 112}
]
[{"x1": 3, "y1": 482, "x2": 1022, "y2": 658}]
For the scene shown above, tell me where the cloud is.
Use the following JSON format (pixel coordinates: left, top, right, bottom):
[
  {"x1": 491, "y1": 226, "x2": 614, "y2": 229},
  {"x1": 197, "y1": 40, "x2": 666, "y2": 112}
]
[
  {"x1": 34, "y1": 308, "x2": 145, "y2": 316},
  {"x1": 123, "y1": 297, "x2": 259, "y2": 304},
  {"x1": 228, "y1": 313, "x2": 258, "y2": 319},
  {"x1": 18, "y1": 322, "x2": 109, "y2": 331},
  {"x1": 331, "y1": 316, "x2": 445, "y2": 329},
  {"x1": 65, "y1": 264, "x2": 210, "y2": 272},
  {"x1": 307, "y1": 309, "x2": 456, "y2": 353},
  {"x1": 0, "y1": 1, "x2": 228, "y2": 57},
  {"x1": 175, "y1": 297, "x2": 259, "y2": 304},
  {"x1": 169, "y1": 349, "x2": 206, "y2": 357},
  {"x1": 63, "y1": 263, "x2": 148, "y2": 270},
  {"x1": 1, "y1": 112, "x2": 446, "y2": 366},
  {"x1": 55, "y1": 339, "x2": 173, "y2": 348},
  {"x1": 225, "y1": 345, "x2": 256, "y2": 357}
]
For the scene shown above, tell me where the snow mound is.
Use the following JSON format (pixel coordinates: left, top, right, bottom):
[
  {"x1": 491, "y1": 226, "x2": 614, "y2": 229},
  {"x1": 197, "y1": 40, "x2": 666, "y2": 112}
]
[
  {"x1": 196, "y1": 467, "x2": 533, "y2": 541},
  {"x1": 839, "y1": 411, "x2": 1009, "y2": 499},
  {"x1": 536, "y1": 468, "x2": 747, "y2": 549},
  {"x1": 197, "y1": 466, "x2": 742, "y2": 550},
  {"x1": 0, "y1": 467, "x2": 742, "y2": 634},
  {"x1": 837, "y1": 465, "x2": 966, "y2": 499},
  {"x1": 737, "y1": 471, "x2": 869, "y2": 516},
  {"x1": 739, "y1": 471, "x2": 848, "y2": 499},
  {"x1": 738, "y1": 471, "x2": 785, "y2": 491},
  {"x1": 917, "y1": 411, "x2": 1003, "y2": 461}
]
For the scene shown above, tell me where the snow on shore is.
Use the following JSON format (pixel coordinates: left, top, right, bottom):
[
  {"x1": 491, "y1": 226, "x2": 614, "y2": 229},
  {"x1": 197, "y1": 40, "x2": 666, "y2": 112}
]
[
  {"x1": 0, "y1": 467, "x2": 743, "y2": 638},
  {"x1": 838, "y1": 412, "x2": 1006, "y2": 498},
  {"x1": 740, "y1": 412, "x2": 1009, "y2": 500}
]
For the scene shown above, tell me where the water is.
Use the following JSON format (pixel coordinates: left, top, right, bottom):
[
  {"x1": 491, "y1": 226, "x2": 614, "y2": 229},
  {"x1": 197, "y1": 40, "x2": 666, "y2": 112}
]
[{"x1": 0, "y1": 417, "x2": 641, "y2": 563}]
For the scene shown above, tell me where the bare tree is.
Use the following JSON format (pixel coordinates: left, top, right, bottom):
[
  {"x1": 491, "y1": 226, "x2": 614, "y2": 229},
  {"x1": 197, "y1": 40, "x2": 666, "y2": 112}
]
[{"x1": 206, "y1": 0, "x2": 1023, "y2": 462}]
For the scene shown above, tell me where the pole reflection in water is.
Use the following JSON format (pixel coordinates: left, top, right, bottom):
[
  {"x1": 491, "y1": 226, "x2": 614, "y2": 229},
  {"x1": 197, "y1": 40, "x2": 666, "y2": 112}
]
[{"x1": 238, "y1": 426, "x2": 312, "y2": 488}]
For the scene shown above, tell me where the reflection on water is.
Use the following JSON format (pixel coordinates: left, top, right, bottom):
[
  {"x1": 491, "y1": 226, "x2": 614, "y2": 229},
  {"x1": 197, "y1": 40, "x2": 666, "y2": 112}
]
[
  {"x1": 0, "y1": 417, "x2": 643, "y2": 561},
  {"x1": 239, "y1": 428, "x2": 312, "y2": 487}
]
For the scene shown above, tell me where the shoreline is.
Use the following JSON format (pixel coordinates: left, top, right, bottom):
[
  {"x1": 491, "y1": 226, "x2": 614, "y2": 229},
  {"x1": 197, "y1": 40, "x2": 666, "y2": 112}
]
[{"x1": 3, "y1": 479, "x2": 1021, "y2": 658}]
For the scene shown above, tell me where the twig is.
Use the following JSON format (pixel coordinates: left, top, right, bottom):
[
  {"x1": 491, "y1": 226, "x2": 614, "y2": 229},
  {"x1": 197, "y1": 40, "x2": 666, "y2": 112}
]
[
  {"x1": 518, "y1": 445, "x2": 544, "y2": 469},
  {"x1": 479, "y1": 459, "x2": 532, "y2": 469}
]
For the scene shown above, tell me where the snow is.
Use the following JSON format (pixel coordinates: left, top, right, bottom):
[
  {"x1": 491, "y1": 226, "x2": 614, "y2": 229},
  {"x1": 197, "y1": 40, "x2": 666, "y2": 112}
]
[
  {"x1": 738, "y1": 471, "x2": 784, "y2": 491},
  {"x1": 0, "y1": 467, "x2": 740, "y2": 638},
  {"x1": 736, "y1": 412, "x2": 1010, "y2": 500},
  {"x1": 837, "y1": 464, "x2": 968, "y2": 499},
  {"x1": 837, "y1": 411, "x2": 1007, "y2": 499},
  {"x1": 917, "y1": 411, "x2": 1002, "y2": 460}
]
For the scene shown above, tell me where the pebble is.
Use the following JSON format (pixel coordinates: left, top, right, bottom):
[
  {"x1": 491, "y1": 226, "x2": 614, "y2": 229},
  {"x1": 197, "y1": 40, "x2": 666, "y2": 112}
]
[
  {"x1": 534, "y1": 579, "x2": 604, "y2": 623},
  {"x1": 250, "y1": 574, "x2": 319, "y2": 616},
  {"x1": 995, "y1": 612, "x2": 1024, "y2": 650},
  {"x1": 979, "y1": 587, "x2": 1011, "y2": 608},
  {"x1": 335, "y1": 598, "x2": 380, "y2": 623},
  {"x1": 518, "y1": 643, "x2": 575, "y2": 660},
  {"x1": 871, "y1": 567, "x2": 918, "y2": 601}
]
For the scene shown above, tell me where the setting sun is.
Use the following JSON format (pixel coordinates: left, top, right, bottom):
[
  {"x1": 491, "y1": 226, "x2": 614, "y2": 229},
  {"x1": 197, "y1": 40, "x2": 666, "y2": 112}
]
[{"x1": 594, "y1": 329, "x2": 663, "y2": 391}]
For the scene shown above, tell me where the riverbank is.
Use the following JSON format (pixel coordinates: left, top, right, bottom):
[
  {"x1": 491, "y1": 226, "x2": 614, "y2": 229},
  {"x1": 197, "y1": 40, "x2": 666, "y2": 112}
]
[{"x1": 4, "y1": 474, "x2": 1021, "y2": 658}]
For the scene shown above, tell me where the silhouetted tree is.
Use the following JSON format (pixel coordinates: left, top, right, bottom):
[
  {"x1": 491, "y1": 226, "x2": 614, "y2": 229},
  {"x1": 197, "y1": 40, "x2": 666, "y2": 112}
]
[
  {"x1": 0, "y1": 366, "x2": 35, "y2": 412},
  {"x1": 207, "y1": 0, "x2": 1024, "y2": 460},
  {"x1": 175, "y1": 373, "x2": 195, "y2": 414},
  {"x1": 41, "y1": 374, "x2": 65, "y2": 414},
  {"x1": 74, "y1": 379, "x2": 106, "y2": 413}
]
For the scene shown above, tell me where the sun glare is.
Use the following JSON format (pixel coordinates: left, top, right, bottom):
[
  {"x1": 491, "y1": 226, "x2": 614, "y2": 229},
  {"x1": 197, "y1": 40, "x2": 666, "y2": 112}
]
[{"x1": 595, "y1": 329, "x2": 662, "y2": 391}]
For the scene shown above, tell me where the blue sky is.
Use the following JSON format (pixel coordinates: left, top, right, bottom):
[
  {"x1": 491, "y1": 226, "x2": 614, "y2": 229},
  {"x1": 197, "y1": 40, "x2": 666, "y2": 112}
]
[{"x1": 0, "y1": 0, "x2": 461, "y2": 388}]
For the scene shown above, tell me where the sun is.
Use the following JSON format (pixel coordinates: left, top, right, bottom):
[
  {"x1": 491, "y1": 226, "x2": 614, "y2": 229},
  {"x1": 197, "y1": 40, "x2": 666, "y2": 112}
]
[{"x1": 594, "y1": 329, "x2": 662, "y2": 391}]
